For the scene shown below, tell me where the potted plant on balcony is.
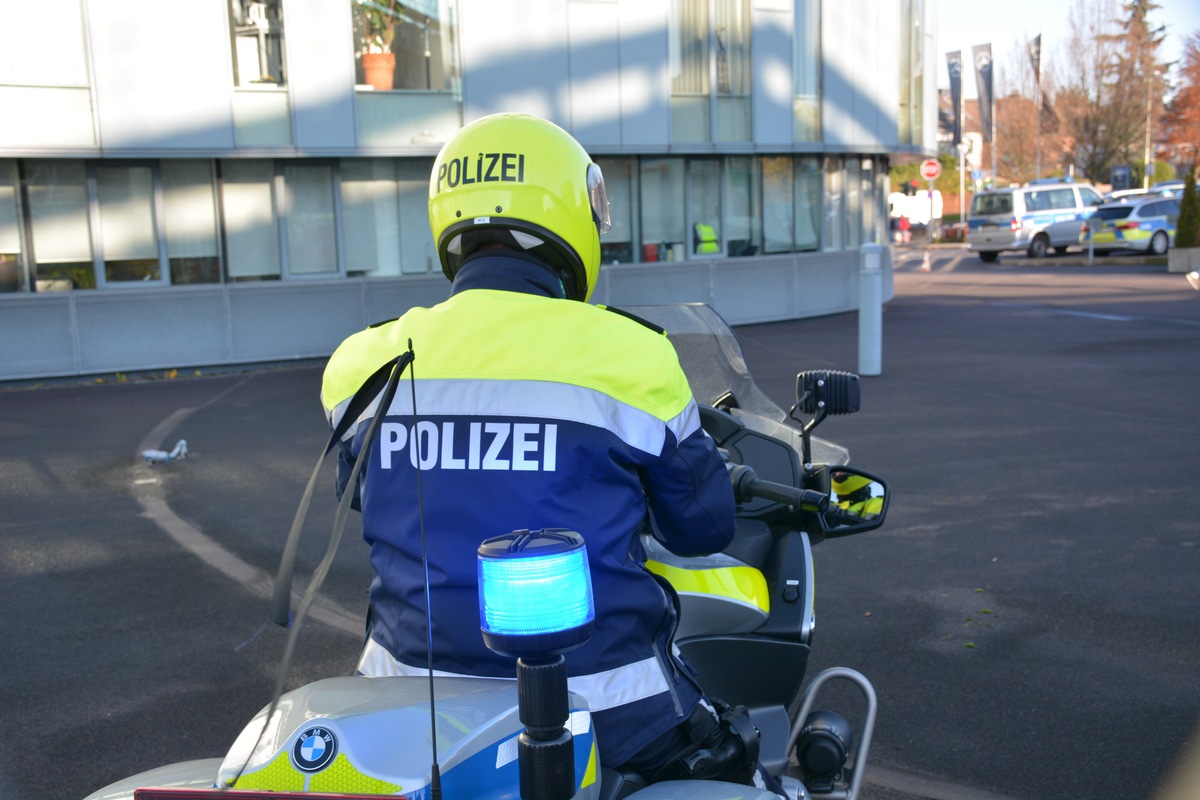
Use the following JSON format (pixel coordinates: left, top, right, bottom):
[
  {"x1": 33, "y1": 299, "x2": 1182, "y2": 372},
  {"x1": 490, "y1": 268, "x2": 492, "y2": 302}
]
[
  {"x1": 357, "y1": 0, "x2": 400, "y2": 91},
  {"x1": 1169, "y1": 171, "x2": 1199, "y2": 273}
]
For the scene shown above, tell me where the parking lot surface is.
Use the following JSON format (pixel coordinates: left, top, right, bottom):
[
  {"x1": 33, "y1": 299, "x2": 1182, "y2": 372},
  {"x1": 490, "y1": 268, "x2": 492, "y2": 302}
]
[{"x1": 2, "y1": 245, "x2": 1198, "y2": 800}]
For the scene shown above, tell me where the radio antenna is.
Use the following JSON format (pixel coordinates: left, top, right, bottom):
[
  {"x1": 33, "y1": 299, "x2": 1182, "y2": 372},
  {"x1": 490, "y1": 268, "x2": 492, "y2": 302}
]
[
  {"x1": 238, "y1": 346, "x2": 413, "y2": 788},
  {"x1": 408, "y1": 338, "x2": 442, "y2": 800}
]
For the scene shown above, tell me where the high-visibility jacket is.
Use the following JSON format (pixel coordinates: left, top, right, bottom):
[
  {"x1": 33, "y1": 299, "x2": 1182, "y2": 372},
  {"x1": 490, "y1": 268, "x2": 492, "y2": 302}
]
[
  {"x1": 693, "y1": 222, "x2": 719, "y2": 254},
  {"x1": 320, "y1": 250, "x2": 736, "y2": 768}
]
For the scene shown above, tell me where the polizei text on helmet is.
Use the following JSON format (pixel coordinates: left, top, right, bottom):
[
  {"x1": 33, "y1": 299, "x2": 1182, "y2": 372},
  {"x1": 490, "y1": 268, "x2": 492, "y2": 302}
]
[{"x1": 436, "y1": 153, "x2": 526, "y2": 193}]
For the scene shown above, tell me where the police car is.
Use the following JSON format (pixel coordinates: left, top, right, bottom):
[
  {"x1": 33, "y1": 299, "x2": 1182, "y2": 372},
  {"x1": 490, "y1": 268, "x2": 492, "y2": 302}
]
[
  {"x1": 967, "y1": 182, "x2": 1105, "y2": 262},
  {"x1": 1082, "y1": 195, "x2": 1181, "y2": 255}
]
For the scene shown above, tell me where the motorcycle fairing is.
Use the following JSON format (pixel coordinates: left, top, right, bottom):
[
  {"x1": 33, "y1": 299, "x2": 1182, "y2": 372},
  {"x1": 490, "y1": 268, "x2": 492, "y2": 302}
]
[
  {"x1": 216, "y1": 676, "x2": 599, "y2": 799},
  {"x1": 642, "y1": 543, "x2": 770, "y2": 639}
]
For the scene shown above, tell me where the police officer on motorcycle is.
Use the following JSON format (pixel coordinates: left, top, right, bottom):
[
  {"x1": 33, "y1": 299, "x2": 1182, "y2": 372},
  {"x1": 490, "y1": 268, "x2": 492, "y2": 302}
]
[{"x1": 321, "y1": 113, "x2": 765, "y2": 790}]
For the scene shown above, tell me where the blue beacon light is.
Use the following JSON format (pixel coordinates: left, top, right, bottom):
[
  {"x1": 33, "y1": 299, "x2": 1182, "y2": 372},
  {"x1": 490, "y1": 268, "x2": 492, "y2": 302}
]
[
  {"x1": 478, "y1": 528, "x2": 595, "y2": 657},
  {"x1": 477, "y1": 529, "x2": 595, "y2": 800}
]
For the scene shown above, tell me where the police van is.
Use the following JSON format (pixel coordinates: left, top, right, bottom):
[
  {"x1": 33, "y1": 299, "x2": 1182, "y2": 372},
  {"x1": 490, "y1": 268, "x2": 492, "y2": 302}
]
[{"x1": 967, "y1": 182, "x2": 1105, "y2": 262}]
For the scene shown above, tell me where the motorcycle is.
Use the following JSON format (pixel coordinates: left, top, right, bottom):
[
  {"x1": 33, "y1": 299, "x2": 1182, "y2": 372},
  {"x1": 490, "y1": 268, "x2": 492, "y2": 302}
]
[{"x1": 83, "y1": 303, "x2": 889, "y2": 800}]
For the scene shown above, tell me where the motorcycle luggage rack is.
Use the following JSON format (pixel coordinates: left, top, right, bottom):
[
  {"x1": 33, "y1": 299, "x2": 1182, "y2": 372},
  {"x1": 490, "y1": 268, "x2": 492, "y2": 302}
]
[{"x1": 787, "y1": 667, "x2": 877, "y2": 800}]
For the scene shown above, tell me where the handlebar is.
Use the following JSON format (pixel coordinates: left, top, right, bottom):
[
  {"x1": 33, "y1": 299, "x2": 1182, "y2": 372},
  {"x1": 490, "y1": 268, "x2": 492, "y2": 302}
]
[
  {"x1": 728, "y1": 464, "x2": 828, "y2": 513},
  {"x1": 823, "y1": 506, "x2": 865, "y2": 526}
]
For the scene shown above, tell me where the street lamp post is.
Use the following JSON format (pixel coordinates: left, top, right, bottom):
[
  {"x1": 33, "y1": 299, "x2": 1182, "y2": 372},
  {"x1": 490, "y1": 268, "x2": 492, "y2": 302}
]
[{"x1": 1144, "y1": 68, "x2": 1160, "y2": 190}]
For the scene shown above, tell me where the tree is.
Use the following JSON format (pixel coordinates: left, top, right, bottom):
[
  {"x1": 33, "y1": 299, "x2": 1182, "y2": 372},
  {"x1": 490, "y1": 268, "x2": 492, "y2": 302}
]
[
  {"x1": 1162, "y1": 32, "x2": 1200, "y2": 172},
  {"x1": 1176, "y1": 172, "x2": 1199, "y2": 249},
  {"x1": 1056, "y1": 0, "x2": 1124, "y2": 181},
  {"x1": 993, "y1": 33, "x2": 1064, "y2": 183},
  {"x1": 1104, "y1": 1, "x2": 1169, "y2": 185},
  {"x1": 1054, "y1": 0, "x2": 1168, "y2": 182},
  {"x1": 996, "y1": 93, "x2": 1041, "y2": 183}
]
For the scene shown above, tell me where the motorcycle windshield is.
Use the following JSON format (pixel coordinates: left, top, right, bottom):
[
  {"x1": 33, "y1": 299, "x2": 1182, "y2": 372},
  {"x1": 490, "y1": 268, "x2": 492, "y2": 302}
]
[
  {"x1": 632, "y1": 304, "x2": 787, "y2": 418},
  {"x1": 629, "y1": 304, "x2": 849, "y2": 466}
]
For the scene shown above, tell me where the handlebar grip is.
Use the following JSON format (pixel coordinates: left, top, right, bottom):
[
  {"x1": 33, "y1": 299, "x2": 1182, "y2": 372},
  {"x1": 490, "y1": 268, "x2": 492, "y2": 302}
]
[{"x1": 728, "y1": 465, "x2": 828, "y2": 512}]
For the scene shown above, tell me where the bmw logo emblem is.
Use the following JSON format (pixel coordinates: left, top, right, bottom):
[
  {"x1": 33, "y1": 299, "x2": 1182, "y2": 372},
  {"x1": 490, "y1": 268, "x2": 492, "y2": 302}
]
[{"x1": 291, "y1": 726, "x2": 338, "y2": 773}]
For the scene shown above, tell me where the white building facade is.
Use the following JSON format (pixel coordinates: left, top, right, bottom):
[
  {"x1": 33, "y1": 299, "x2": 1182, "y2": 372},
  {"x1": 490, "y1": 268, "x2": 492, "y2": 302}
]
[{"x1": 0, "y1": 0, "x2": 936, "y2": 381}]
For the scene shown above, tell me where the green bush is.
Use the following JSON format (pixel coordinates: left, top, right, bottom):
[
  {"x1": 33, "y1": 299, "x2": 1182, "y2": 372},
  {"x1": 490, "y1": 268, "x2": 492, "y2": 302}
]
[{"x1": 1177, "y1": 173, "x2": 1199, "y2": 249}]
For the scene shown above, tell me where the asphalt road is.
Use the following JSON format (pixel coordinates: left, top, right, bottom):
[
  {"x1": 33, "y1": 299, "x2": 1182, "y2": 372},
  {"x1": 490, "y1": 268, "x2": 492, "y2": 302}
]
[{"x1": 2, "y1": 245, "x2": 1198, "y2": 800}]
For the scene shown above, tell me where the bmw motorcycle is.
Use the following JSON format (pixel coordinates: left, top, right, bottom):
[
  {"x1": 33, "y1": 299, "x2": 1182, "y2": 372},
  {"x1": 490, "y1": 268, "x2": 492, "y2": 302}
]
[{"x1": 83, "y1": 303, "x2": 889, "y2": 800}]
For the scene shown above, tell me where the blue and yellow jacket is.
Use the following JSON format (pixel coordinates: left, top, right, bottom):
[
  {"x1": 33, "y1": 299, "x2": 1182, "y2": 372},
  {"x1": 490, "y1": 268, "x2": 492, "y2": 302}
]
[{"x1": 320, "y1": 251, "x2": 736, "y2": 768}]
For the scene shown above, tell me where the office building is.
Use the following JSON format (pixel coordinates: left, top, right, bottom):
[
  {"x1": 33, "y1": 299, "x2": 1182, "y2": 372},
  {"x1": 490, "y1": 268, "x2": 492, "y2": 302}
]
[{"x1": 0, "y1": 0, "x2": 936, "y2": 380}]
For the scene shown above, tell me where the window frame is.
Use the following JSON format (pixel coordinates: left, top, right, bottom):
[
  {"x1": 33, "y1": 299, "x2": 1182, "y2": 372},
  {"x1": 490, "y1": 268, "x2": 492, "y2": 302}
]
[{"x1": 90, "y1": 161, "x2": 169, "y2": 288}]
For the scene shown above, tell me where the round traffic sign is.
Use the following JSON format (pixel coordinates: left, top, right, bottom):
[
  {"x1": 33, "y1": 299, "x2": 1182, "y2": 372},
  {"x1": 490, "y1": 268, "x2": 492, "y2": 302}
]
[{"x1": 919, "y1": 158, "x2": 942, "y2": 181}]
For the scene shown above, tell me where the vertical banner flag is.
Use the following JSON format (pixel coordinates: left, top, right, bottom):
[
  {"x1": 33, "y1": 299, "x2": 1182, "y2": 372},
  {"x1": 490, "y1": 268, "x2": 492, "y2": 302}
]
[
  {"x1": 947, "y1": 51, "x2": 962, "y2": 145},
  {"x1": 1027, "y1": 34, "x2": 1058, "y2": 127},
  {"x1": 1027, "y1": 34, "x2": 1042, "y2": 84},
  {"x1": 973, "y1": 44, "x2": 994, "y2": 142}
]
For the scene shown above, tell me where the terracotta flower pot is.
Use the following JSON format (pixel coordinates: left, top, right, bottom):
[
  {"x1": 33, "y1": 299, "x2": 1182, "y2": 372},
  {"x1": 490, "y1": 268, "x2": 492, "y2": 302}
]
[{"x1": 361, "y1": 52, "x2": 395, "y2": 91}]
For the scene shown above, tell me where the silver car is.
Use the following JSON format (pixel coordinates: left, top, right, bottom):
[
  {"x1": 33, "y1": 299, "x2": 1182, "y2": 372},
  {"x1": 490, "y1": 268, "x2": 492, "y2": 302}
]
[{"x1": 967, "y1": 183, "x2": 1105, "y2": 262}]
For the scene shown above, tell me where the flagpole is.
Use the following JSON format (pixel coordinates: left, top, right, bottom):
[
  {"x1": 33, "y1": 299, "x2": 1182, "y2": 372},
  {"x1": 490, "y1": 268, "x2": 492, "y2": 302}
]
[
  {"x1": 991, "y1": 109, "x2": 997, "y2": 186},
  {"x1": 1033, "y1": 35, "x2": 1042, "y2": 180},
  {"x1": 959, "y1": 83, "x2": 966, "y2": 227}
]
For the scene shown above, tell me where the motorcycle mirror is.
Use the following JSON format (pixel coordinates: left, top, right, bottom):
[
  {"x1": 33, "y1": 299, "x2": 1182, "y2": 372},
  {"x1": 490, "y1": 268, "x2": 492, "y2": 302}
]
[{"x1": 820, "y1": 467, "x2": 888, "y2": 537}]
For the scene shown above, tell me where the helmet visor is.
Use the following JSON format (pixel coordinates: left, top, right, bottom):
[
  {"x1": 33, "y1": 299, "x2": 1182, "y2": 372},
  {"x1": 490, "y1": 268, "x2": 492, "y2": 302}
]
[{"x1": 587, "y1": 163, "x2": 611, "y2": 235}]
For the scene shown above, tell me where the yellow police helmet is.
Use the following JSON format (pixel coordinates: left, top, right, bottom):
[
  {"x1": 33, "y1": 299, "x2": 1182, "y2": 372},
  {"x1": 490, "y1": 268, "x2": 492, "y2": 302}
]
[
  {"x1": 428, "y1": 113, "x2": 610, "y2": 302},
  {"x1": 831, "y1": 471, "x2": 873, "y2": 496}
]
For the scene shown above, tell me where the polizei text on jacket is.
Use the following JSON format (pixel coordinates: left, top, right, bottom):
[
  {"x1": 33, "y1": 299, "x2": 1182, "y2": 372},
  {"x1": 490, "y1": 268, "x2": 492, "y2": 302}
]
[{"x1": 379, "y1": 421, "x2": 557, "y2": 471}]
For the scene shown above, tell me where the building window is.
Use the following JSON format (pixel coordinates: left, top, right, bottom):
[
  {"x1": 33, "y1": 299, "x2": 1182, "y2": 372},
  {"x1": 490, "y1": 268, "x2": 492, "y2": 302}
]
[
  {"x1": 762, "y1": 157, "x2": 794, "y2": 255},
  {"x1": 794, "y1": 157, "x2": 821, "y2": 251},
  {"x1": 229, "y1": 1, "x2": 286, "y2": 86},
  {"x1": 342, "y1": 159, "x2": 402, "y2": 275},
  {"x1": 26, "y1": 161, "x2": 95, "y2": 290},
  {"x1": 162, "y1": 161, "x2": 223, "y2": 285},
  {"x1": 341, "y1": 158, "x2": 435, "y2": 276},
  {"x1": 0, "y1": 160, "x2": 24, "y2": 292},
  {"x1": 761, "y1": 155, "x2": 821, "y2": 254},
  {"x1": 793, "y1": 0, "x2": 820, "y2": 141},
  {"x1": 640, "y1": 159, "x2": 686, "y2": 262},
  {"x1": 220, "y1": 160, "x2": 281, "y2": 281},
  {"x1": 671, "y1": 0, "x2": 750, "y2": 143},
  {"x1": 282, "y1": 164, "x2": 339, "y2": 277},
  {"x1": 595, "y1": 158, "x2": 638, "y2": 265},
  {"x1": 95, "y1": 165, "x2": 162, "y2": 284},
  {"x1": 844, "y1": 158, "x2": 861, "y2": 250},
  {"x1": 352, "y1": 0, "x2": 461, "y2": 92},
  {"x1": 669, "y1": 0, "x2": 709, "y2": 143},
  {"x1": 689, "y1": 159, "x2": 722, "y2": 256},
  {"x1": 724, "y1": 156, "x2": 759, "y2": 256},
  {"x1": 822, "y1": 157, "x2": 843, "y2": 252},
  {"x1": 713, "y1": 0, "x2": 750, "y2": 142},
  {"x1": 898, "y1": 0, "x2": 925, "y2": 145}
]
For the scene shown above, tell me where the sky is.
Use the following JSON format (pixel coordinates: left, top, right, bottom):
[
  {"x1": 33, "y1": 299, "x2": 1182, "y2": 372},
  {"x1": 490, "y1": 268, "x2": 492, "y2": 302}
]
[{"x1": 936, "y1": 0, "x2": 1200, "y2": 98}]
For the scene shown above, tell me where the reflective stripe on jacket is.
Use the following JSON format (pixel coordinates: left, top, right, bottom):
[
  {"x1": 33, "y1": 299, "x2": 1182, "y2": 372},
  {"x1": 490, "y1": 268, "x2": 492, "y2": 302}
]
[{"x1": 320, "y1": 253, "x2": 736, "y2": 767}]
